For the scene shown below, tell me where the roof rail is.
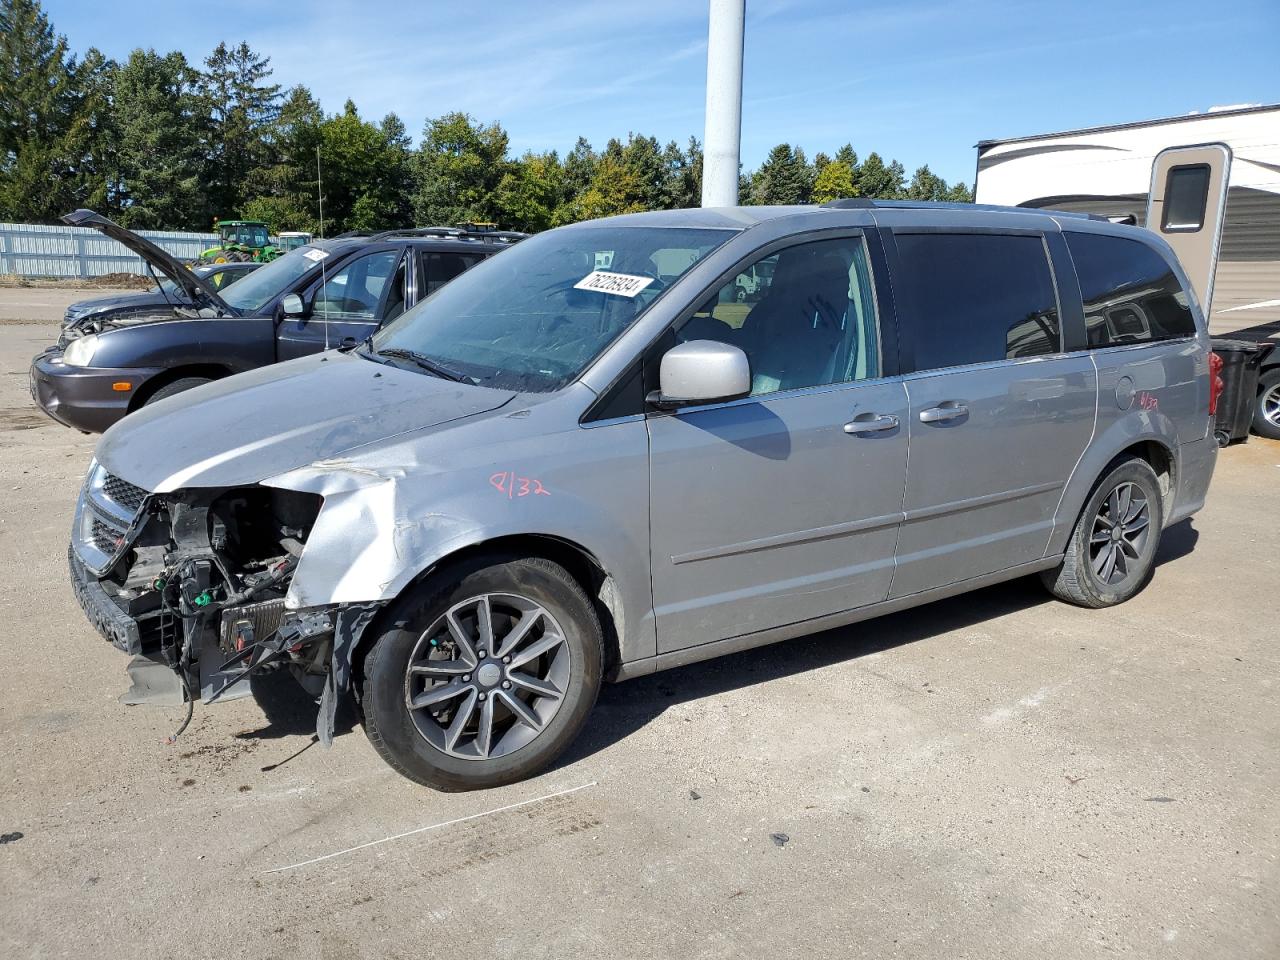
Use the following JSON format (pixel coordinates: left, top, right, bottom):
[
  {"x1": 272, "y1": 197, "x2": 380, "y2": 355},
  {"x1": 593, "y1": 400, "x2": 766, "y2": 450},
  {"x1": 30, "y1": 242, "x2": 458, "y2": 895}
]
[
  {"x1": 819, "y1": 198, "x2": 1107, "y2": 221},
  {"x1": 819, "y1": 198, "x2": 875, "y2": 209},
  {"x1": 367, "y1": 226, "x2": 529, "y2": 243}
]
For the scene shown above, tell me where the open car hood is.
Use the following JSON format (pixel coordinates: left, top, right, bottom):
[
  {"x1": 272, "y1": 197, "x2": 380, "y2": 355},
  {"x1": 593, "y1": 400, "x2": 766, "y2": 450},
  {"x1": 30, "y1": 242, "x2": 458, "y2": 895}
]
[{"x1": 62, "y1": 209, "x2": 233, "y2": 316}]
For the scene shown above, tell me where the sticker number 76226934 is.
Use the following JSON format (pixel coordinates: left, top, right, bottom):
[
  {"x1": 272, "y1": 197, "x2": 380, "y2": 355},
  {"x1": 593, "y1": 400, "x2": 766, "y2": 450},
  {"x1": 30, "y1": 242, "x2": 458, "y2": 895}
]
[{"x1": 489, "y1": 471, "x2": 551, "y2": 499}]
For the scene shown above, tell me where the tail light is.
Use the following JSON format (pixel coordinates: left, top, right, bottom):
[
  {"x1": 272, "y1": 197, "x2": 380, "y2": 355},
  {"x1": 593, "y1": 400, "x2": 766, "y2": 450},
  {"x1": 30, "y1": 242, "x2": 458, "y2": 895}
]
[{"x1": 1208, "y1": 351, "x2": 1225, "y2": 416}]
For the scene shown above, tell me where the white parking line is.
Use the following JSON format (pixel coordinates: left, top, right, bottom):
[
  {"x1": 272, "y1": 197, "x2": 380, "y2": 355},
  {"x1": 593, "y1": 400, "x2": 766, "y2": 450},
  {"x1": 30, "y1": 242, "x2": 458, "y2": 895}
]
[{"x1": 262, "y1": 779, "x2": 598, "y2": 874}]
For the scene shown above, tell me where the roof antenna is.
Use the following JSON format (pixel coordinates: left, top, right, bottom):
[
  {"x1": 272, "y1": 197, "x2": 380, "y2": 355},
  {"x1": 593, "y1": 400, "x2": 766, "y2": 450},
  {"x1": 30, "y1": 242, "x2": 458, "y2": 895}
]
[{"x1": 316, "y1": 146, "x2": 329, "y2": 350}]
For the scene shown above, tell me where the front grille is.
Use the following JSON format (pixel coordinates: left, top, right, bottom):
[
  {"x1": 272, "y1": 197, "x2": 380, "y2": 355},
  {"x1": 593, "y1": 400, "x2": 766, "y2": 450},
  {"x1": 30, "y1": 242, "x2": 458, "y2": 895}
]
[
  {"x1": 73, "y1": 463, "x2": 150, "y2": 575},
  {"x1": 89, "y1": 515, "x2": 126, "y2": 554},
  {"x1": 103, "y1": 473, "x2": 148, "y2": 512}
]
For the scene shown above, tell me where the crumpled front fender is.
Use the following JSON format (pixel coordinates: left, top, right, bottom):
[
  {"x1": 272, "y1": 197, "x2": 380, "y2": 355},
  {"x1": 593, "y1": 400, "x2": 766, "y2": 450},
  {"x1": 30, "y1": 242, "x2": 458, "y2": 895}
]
[{"x1": 261, "y1": 403, "x2": 656, "y2": 666}]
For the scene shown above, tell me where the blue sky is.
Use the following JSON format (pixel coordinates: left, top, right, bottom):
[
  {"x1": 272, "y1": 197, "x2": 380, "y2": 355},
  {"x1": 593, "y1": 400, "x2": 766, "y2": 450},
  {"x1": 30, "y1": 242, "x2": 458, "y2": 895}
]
[{"x1": 47, "y1": 0, "x2": 1279, "y2": 187}]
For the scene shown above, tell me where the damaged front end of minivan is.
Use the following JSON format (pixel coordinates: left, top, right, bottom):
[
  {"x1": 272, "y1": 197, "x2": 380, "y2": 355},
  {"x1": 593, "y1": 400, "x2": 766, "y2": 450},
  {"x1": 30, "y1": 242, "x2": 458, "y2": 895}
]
[{"x1": 69, "y1": 459, "x2": 383, "y2": 743}]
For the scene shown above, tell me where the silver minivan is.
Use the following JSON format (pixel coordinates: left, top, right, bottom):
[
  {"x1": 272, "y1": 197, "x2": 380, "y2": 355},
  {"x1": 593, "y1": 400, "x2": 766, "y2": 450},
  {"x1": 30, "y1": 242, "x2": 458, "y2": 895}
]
[{"x1": 67, "y1": 201, "x2": 1219, "y2": 790}]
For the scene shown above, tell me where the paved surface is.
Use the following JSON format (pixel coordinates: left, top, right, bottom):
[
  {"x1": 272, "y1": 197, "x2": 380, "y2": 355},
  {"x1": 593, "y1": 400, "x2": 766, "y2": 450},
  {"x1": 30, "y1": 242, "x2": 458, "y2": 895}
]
[
  {"x1": 0, "y1": 285, "x2": 89, "y2": 323},
  {"x1": 1, "y1": 302, "x2": 1277, "y2": 959}
]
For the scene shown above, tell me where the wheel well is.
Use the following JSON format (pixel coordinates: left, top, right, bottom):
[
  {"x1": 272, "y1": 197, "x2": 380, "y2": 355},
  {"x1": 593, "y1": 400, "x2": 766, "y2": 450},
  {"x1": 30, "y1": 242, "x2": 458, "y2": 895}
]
[
  {"x1": 351, "y1": 535, "x2": 624, "y2": 690},
  {"x1": 1114, "y1": 440, "x2": 1175, "y2": 516},
  {"x1": 129, "y1": 364, "x2": 232, "y2": 411}
]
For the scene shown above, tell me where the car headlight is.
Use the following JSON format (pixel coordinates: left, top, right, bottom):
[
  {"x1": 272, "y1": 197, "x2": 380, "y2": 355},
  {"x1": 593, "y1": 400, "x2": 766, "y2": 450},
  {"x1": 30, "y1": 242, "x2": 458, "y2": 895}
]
[{"x1": 62, "y1": 334, "x2": 100, "y2": 367}]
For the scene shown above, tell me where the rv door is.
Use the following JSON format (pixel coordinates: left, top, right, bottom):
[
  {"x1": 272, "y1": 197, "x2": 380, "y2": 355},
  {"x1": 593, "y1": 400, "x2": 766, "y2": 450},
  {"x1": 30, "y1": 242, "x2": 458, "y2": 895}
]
[{"x1": 1147, "y1": 143, "x2": 1232, "y2": 314}]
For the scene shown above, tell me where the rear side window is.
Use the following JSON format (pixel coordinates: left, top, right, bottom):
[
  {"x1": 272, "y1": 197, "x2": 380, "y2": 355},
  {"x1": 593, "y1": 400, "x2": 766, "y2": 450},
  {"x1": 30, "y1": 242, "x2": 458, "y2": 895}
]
[
  {"x1": 894, "y1": 233, "x2": 1061, "y2": 372},
  {"x1": 421, "y1": 251, "x2": 485, "y2": 295},
  {"x1": 1064, "y1": 233, "x2": 1196, "y2": 347}
]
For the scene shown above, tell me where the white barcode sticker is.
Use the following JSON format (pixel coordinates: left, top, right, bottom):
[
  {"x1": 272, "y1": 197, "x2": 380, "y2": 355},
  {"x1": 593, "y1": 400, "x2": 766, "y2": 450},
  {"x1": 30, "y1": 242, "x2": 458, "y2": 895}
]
[{"x1": 573, "y1": 270, "x2": 654, "y2": 298}]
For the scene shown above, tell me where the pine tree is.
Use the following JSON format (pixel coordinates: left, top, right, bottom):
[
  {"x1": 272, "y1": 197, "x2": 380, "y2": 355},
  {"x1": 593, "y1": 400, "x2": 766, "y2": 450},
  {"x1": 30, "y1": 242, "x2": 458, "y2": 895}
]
[
  {"x1": 243, "y1": 85, "x2": 324, "y2": 233},
  {"x1": 749, "y1": 144, "x2": 809, "y2": 205},
  {"x1": 0, "y1": 0, "x2": 111, "y2": 220},
  {"x1": 855, "y1": 152, "x2": 905, "y2": 199},
  {"x1": 906, "y1": 164, "x2": 948, "y2": 202},
  {"x1": 113, "y1": 49, "x2": 204, "y2": 229},
  {"x1": 198, "y1": 41, "x2": 282, "y2": 221}
]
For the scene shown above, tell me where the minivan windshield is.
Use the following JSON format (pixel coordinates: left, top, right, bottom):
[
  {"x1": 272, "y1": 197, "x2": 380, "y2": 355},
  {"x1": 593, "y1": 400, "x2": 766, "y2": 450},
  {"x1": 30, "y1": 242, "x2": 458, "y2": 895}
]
[
  {"x1": 371, "y1": 226, "x2": 732, "y2": 391},
  {"x1": 217, "y1": 244, "x2": 332, "y2": 315}
]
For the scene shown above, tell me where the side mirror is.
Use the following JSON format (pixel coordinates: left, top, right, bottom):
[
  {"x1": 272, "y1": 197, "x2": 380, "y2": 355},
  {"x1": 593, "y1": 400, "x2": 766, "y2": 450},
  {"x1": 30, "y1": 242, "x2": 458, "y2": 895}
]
[
  {"x1": 280, "y1": 293, "x2": 307, "y2": 319},
  {"x1": 648, "y1": 340, "x2": 751, "y2": 409}
]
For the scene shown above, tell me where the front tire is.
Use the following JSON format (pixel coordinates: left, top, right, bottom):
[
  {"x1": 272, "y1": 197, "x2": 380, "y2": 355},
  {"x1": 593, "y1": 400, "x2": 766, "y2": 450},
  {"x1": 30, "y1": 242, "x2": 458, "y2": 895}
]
[
  {"x1": 145, "y1": 376, "x2": 213, "y2": 405},
  {"x1": 1252, "y1": 368, "x2": 1280, "y2": 440},
  {"x1": 1040, "y1": 457, "x2": 1164, "y2": 608},
  {"x1": 360, "y1": 556, "x2": 603, "y2": 791}
]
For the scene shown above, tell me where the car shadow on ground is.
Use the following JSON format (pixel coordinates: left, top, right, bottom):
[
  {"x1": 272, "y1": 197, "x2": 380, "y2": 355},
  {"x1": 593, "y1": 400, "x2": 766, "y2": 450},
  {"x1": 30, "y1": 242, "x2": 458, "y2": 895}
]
[
  {"x1": 235, "y1": 520, "x2": 1198, "y2": 757},
  {"x1": 243, "y1": 672, "x2": 358, "y2": 741},
  {"x1": 555, "y1": 518, "x2": 1199, "y2": 771}
]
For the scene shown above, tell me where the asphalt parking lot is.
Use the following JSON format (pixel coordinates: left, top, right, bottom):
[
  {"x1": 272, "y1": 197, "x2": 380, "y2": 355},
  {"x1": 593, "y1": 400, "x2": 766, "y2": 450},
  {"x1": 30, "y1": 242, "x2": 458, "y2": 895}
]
[{"x1": 1, "y1": 297, "x2": 1277, "y2": 959}]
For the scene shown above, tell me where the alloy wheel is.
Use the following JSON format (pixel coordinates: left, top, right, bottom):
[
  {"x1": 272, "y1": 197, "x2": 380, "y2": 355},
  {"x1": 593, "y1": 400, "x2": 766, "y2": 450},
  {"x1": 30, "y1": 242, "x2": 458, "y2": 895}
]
[
  {"x1": 1089, "y1": 481, "x2": 1152, "y2": 585},
  {"x1": 403, "y1": 593, "x2": 571, "y2": 760},
  {"x1": 1262, "y1": 382, "x2": 1280, "y2": 429}
]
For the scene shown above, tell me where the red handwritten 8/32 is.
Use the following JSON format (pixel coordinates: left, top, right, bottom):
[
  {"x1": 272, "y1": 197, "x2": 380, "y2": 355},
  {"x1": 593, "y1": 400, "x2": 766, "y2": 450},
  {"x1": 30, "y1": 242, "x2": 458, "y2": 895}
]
[{"x1": 489, "y1": 471, "x2": 551, "y2": 499}]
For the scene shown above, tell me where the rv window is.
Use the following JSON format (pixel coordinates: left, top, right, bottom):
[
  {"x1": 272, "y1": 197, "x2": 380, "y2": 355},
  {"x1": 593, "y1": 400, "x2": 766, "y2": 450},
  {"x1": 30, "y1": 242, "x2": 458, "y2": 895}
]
[
  {"x1": 1161, "y1": 164, "x2": 1210, "y2": 232},
  {"x1": 1064, "y1": 232, "x2": 1196, "y2": 347},
  {"x1": 893, "y1": 233, "x2": 1061, "y2": 372}
]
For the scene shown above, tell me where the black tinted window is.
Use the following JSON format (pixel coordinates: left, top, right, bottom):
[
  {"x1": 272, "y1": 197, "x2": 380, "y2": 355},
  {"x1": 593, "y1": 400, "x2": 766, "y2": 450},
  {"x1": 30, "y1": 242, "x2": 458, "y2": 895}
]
[
  {"x1": 895, "y1": 233, "x2": 1060, "y2": 372},
  {"x1": 1064, "y1": 232, "x2": 1196, "y2": 347},
  {"x1": 422, "y1": 251, "x2": 485, "y2": 295}
]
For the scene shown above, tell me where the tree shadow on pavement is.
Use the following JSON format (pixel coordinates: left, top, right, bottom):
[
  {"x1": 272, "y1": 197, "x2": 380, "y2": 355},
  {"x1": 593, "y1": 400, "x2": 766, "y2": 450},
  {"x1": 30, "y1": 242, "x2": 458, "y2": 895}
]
[{"x1": 556, "y1": 519, "x2": 1200, "y2": 770}]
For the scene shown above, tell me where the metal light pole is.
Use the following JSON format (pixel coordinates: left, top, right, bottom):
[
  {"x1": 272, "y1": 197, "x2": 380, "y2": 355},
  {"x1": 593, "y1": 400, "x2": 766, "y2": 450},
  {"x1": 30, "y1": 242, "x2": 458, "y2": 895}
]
[{"x1": 701, "y1": 0, "x2": 745, "y2": 207}]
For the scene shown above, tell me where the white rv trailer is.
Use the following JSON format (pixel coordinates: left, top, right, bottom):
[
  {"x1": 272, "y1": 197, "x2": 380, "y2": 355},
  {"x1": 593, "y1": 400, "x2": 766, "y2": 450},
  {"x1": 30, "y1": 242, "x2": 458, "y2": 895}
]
[{"x1": 975, "y1": 104, "x2": 1280, "y2": 339}]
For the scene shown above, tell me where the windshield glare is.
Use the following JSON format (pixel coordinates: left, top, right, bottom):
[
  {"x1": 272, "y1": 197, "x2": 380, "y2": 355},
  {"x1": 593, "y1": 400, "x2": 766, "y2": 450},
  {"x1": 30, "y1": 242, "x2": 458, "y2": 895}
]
[
  {"x1": 218, "y1": 245, "x2": 329, "y2": 314},
  {"x1": 372, "y1": 226, "x2": 732, "y2": 391}
]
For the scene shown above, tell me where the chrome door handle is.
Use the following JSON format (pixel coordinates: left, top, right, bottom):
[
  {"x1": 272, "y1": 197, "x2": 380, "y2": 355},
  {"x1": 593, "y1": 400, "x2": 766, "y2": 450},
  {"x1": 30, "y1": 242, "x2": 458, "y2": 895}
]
[
  {"x1": 919, "y1": 402, "x2": 968, "y2": 423},
  {"x1": 843, "y1": 413, "x2": 899, "y2": 435}
]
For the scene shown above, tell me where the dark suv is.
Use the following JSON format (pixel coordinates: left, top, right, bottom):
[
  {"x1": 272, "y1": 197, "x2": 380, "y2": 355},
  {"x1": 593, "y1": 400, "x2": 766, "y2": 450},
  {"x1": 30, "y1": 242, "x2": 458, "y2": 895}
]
[{"x1": 30, "y1": 210, "x2": 522, "y2": 433}]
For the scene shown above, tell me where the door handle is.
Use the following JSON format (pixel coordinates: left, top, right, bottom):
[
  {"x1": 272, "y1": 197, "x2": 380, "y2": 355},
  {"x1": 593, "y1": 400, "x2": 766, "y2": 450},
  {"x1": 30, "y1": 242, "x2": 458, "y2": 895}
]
[
  {"x1": 918, "y1": 401, "x2": 969, "y2": 423},
  {"x1": 843, "y1": 413, "x2": 899, "y2": 435}
]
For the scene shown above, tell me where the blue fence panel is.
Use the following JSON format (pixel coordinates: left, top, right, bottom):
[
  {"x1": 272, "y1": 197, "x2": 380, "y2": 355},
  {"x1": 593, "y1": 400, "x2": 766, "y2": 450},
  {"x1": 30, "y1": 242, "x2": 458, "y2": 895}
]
[{"x1": 0, "y1": 222, "x2": 218, "y2": 278}]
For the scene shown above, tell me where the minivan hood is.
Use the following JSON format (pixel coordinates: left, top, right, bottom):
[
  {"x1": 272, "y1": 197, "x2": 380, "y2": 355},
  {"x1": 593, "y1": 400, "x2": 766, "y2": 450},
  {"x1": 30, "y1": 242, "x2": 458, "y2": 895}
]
[
  {"x1": 62, "y1": 209, "x2": 233, "y2": 316},
  {"x1": 96, "y1": 351, "x2": 516, "y2": 492}
]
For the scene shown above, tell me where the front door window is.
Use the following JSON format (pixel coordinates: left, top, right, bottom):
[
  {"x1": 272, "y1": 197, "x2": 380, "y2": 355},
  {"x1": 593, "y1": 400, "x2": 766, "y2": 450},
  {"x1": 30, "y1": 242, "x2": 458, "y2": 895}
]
[
  {"x1": 674, "y1": 236, "x2": 880, "y2": 396},
  {"x1": 311, "y1": 250, "x2": 400, "y2": 321}
]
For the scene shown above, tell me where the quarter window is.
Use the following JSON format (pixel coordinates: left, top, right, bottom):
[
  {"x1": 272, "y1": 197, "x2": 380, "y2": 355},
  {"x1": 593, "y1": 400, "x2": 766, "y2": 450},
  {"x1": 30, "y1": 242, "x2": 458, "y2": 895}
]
[
  {"x1": 1063, "y1": 233, "x2": 1196, "y2": 347},
  {"x1": 894, "y1": 233, "x2": 1061, "y2": 372},
  {"x1": 674, "y1": 236, "x2": 880, "y2": 396}
]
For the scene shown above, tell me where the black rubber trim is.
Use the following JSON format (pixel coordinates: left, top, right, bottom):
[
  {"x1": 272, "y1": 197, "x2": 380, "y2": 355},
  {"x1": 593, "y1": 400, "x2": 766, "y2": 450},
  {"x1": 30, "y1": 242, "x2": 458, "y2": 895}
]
[{"x1": 68, "y1": 545, "x2": 141, "y2": 655}]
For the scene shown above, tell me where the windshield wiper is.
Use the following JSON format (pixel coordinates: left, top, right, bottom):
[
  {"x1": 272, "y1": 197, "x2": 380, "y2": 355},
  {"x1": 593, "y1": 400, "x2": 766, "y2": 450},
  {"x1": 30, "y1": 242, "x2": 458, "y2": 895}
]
[{"x1": 374, "y1": 347, "x2": 471, "y2": 383}]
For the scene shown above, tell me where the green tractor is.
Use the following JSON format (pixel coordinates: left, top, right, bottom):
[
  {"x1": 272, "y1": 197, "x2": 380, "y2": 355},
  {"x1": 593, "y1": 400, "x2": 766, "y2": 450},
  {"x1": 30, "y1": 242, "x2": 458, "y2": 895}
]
[{"x1": 198, "y1": 219, "x2": 295, "y2": 264}]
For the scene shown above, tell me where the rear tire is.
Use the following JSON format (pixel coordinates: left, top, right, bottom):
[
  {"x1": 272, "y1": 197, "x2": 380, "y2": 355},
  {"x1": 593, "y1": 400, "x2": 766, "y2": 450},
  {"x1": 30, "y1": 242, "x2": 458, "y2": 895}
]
[
  {"x1": 360, "y1": 555, "x2": 603, "y2": 791},
  {"x1": 1252, "y1": 368, "x2": 1280, "y2": 440},
  {"x1": 1040, "y1": 457, "x2": 1164, "y2": 608},
  {"x1": 145, "y1": 377, "x2": 212, "y2": 405}
]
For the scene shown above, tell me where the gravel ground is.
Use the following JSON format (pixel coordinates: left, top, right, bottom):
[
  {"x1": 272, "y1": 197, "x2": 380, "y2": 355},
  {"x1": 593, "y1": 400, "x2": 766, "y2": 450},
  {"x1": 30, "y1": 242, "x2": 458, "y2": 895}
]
[{"x1": 1, "y1": 302, "x2": 1276, "y2": 959}]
